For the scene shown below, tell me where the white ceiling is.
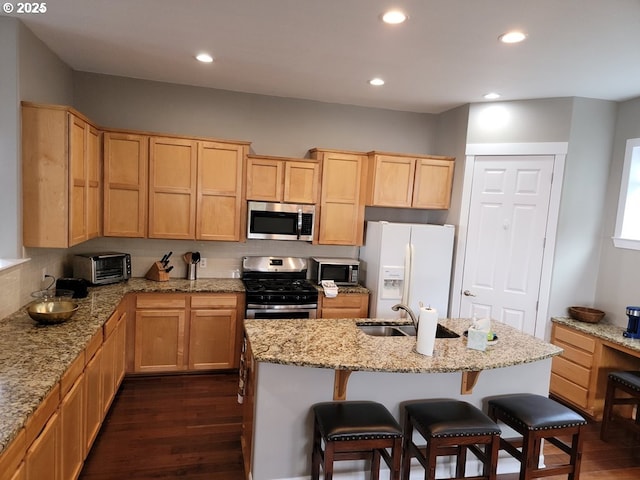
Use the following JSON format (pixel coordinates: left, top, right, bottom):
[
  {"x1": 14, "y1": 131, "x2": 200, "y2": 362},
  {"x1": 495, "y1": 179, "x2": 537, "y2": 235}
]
[{"x1": 11, "y1": 0, "x2": 640, "y2": 113}]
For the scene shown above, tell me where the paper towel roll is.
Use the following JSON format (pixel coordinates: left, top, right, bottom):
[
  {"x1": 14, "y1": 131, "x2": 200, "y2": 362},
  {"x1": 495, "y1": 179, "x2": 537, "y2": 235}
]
[{"x1": 416, "y1": 306, "x2": 438, "y2": 356}]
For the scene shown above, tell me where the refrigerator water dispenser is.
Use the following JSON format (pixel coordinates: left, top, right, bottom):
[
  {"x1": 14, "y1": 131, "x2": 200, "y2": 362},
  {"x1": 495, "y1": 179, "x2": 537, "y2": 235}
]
[{"x1": 381, "y1": 266, "x2": 404, "y2": 299}]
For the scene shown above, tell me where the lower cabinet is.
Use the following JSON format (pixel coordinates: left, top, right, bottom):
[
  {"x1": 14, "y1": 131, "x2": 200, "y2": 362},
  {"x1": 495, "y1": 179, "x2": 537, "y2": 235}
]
[
  {"x1": 60, "y1": 373, "x2": 84, "y2": 480},
  {"x1": 318, "y1": 293, "x2": 369, "y2": 318},
  {"x1": 134, "y1": 293, "x2": 243, "y2": 373},
  {"x1": 25, "y1": 411, "x2": 60, "y2": 480}
]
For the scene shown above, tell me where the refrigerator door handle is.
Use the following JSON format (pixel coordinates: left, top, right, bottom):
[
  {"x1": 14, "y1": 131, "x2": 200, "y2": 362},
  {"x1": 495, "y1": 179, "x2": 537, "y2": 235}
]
[{"x1": 402, "y1": 242, "x2": 412, "y2": 305}]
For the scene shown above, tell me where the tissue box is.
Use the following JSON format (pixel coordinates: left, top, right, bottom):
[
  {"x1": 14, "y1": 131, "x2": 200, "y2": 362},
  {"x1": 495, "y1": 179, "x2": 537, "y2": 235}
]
[{"x1": 467, "y1": 328, "x2": 488, "y2": 351}]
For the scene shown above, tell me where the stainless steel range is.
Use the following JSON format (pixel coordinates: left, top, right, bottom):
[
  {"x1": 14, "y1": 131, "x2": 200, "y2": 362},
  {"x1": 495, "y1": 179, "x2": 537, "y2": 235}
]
[{"x1": 242, "y1": 256, "x2": 319, "y2": 319}]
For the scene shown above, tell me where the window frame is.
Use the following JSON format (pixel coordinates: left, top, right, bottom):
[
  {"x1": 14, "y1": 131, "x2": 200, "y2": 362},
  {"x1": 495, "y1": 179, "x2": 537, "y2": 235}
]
[{"x1": 613, "y1": 137, "x2": 640, "y2": 250}]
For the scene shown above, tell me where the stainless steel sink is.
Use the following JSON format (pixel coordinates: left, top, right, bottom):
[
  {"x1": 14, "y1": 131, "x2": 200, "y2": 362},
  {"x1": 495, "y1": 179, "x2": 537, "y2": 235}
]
[{"x1": 357, "y1": 323, "x2": 460, "y2": 338}]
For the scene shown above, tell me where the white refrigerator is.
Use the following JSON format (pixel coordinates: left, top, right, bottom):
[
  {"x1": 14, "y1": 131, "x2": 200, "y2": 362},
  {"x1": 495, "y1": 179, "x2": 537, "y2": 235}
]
[{"x1": 359, "y1": 221, "x2": 455, "y2": 320}]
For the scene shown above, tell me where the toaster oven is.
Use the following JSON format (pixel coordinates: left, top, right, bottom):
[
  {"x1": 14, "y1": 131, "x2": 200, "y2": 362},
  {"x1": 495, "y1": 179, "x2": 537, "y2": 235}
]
[{"x1": 73, "y1": 252, "x2": 131, "y2": 285}]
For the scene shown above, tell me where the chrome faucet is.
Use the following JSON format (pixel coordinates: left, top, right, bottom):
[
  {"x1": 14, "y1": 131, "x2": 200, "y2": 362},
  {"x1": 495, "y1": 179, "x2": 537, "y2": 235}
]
[{"x1": 392, "y1": 303, "x2": 418, "y2": 329}]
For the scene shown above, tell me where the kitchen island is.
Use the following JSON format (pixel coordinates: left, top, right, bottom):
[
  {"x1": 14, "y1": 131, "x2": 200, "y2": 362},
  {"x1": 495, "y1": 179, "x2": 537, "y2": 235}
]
[{"x1": 243, "y1": 317, "x2": 562, "y2": 480}]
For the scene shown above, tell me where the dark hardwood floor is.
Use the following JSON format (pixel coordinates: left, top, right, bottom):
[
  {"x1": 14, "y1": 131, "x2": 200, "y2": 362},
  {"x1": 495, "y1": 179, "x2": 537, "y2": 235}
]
[
  {"x1": 79, "y1": 373, "x2": 245, "y2": 480},
  {"x1": 80, "y1": 373, "x2": 640, "y2": 480}
]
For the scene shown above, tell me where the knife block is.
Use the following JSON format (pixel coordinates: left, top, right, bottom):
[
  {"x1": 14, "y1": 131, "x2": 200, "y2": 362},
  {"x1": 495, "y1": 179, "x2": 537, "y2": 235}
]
[{"x1": 145, "y1": 261, "x2": 169, "y2": 282}]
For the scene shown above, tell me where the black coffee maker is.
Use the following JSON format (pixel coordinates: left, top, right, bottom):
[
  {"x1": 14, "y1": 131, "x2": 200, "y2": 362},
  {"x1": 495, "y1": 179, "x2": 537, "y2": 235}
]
[{"x1": 623, "y1": 306, "x2": 640, "y2": 339}]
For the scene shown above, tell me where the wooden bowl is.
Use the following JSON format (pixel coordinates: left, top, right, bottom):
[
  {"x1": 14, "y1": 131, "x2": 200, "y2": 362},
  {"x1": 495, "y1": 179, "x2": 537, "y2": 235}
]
[
  {"x1": 568, "y1": 306, "x2": 605, "y2": 324},
  {"x1": 27, "y1": 300, "x2": 79, "y2": 325}
]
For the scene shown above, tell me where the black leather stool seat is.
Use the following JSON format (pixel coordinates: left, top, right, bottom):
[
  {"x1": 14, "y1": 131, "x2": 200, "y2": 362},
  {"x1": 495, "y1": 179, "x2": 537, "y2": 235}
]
[
  {"x1": 488, "y1": 394, "x2": 586, "y2": 480},
  {"x1": 311, "y1": 401, "x2": 403, "y2": 480},
  {"x1": 405, "y1": 400, "x2": 501, "y2": 438},
  {"x1": 609, "y1": 371, "x2": 640, "y2": 392},
  {"x1": 488, "y1": 394, "x2": 587, "y2": 431},
  {"x1": 402, "y1": 399, "x2": 501, "y2": 480},
  {"x1": 601, "y1": 371, "x2": 640, "y2": 442},
  {"x1": 314, "y1": 401, "x2": 403, "y2": 441}
]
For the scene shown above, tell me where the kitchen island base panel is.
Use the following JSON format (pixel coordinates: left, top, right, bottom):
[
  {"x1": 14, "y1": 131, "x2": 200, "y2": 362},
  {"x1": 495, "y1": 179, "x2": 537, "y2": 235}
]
[{"x1": 249, "y1": 359, "x2": 552, "y2": 480}]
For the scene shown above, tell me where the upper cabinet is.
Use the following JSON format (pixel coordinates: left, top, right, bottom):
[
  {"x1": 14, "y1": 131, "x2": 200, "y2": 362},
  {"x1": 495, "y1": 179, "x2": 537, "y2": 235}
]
[
  {"x1": 197, "y1": 141, "x2": 247, "y2": 242},
  {"x1": 366, "y1": 152, "x2": 455, "y2": 209},
  {"x1": 22, "y1": 103, "x2": 102, "y2": 248},
  {"x1": 246, "y1": 155, "x2": 319, "y2": 204},
  {"x1": 103, "y1": 131, "x2": 148, "y2": 238},
  {"x1": 309, "y1": 149, "x2": 367, "y2": 246},
  {"x1": 104, "y1": 132, "x2": 248, "y2": 242},
  {"x1": 148, "y1": 137, "x2": 198, "y2": 239}
]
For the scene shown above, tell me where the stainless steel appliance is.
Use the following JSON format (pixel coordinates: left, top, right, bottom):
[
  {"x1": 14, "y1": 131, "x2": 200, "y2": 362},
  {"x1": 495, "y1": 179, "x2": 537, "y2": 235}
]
[
  {"x1": 247, "y1": 201, "x2": 315, "y2": 241},
  {"x1": 242, "y1": 256, "x2": 318, "y2": 319},
  {"x1": 73, "y1": 252, "x2": 131, "y2": 285},
  {"x1": 624, "y1": 306, "x2": 640, "y2": 338},
  {"x1": 309, "y1": 257, "x2": 360, "y2": 286}
]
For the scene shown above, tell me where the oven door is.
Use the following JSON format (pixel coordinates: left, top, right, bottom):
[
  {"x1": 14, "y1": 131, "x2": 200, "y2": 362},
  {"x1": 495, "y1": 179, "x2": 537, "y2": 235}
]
[{"x1": 246, "y1": 305, "x2": 317, "y2": 319}]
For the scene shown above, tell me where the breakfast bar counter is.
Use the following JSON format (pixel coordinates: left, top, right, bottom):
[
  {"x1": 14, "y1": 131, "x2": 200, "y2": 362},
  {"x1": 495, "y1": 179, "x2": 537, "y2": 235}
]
[{"x1": 243, "y1": 317, "x2": 562, "y2": 480}]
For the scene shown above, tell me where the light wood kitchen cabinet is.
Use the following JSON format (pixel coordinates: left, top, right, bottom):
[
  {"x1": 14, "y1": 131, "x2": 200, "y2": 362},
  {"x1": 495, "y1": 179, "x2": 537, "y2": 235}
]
[
  {"x1": 246, "y1": 155, "x2": 319, "y2": 204},
  {"x1": 83, "y1": 343, "x2": 102, "y2": 456},
  {"x1": 22, "y1": 103, "x2": 102, "y2": 248},
  {"x1": 102, "y1": 307, "x2": 127, "y2": 414},
  {"x1": 134, "y1": 294, "x2": 188, "y2": 372},
  {"x1": 103, "y1": 131, "x2": 148, "y2": 238},
  {"x1": 309, "y1": 149, "x2": 368, "y2": 245},
  {"x1": 133, "y1": 293, "x2": 243, "y2": 373},
  {"x1": 9, "y1": 462, "x2": 24, "y2": 480},
  {"x1": 148, "y1": 136, "x2": 198, "y2": 239},
  {"x1": 59, "y1": 373, "x2": 84, "y2": 480},
  {"x1": 366, "y1": 152, "x2": 454, "y2": 209},
  {"x1": 550, "y1": 322, "x2": 640, "y2": 419},
  {"x1": 197, "y1": 141, "x2": 247, "y2": 241},
  {"x1": 189, "y1": 294, "x2": 243, "y2": 370},
  {"x1": 25, "y1": 411, "x2": 60, "y2": 480},
  {"x1": 318, "y1": 293, "x2": 369, "y2": 318}
]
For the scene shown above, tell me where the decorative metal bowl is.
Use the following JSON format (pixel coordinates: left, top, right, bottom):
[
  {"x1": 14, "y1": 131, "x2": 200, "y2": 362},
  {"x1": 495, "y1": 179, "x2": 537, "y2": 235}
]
[{"x1": 27, "y1": 300, "x2": 79, "y2": 325}]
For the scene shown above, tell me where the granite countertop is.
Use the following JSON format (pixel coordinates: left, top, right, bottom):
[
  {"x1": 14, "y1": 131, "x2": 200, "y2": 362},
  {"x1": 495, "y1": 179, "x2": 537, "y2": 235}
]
[
  {"x1": 552, "y1": 316, "x2": 640, "y2": 353},
  {"x1": 0, "y1": 277, "x2": 245, "y2": 454},
  {"x1": 244, "y1": 317, "x2": 562, "y2": 373}
]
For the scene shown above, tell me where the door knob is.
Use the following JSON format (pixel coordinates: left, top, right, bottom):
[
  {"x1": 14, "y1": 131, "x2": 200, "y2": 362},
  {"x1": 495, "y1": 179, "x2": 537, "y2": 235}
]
[{"x1": 463, "y1": 290, "x2": 476, "y2": 297}]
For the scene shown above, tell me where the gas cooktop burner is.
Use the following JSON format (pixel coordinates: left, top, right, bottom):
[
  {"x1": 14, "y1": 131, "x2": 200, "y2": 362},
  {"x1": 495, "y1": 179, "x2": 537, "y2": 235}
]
[{"x1": 243, "y1": 278, "x2": 317, "y2": 294}]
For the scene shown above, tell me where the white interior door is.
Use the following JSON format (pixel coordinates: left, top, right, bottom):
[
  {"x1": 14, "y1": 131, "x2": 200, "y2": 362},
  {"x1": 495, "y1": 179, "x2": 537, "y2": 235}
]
[{"x1": 459, "y1": 155, "x2": 554, "y2": 334}]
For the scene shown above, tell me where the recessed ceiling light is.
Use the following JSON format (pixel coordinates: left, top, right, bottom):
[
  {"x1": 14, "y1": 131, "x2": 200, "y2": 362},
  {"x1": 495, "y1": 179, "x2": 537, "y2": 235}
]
[
  {"x1": 483, "y1": 92, "x2": 501, "y2": 100},
  {"x1": 195, "y1": 53, "x2": 214, "y2": 63},
  {"x1": 369, "y1": 78, "x2": 385, "y2": 86},
  {"x1": 382, "y1": 10, "x2": 407, "y2": 24},
  {"x1": 499, "y1": 31, "x2": 527, "y2": 44}
]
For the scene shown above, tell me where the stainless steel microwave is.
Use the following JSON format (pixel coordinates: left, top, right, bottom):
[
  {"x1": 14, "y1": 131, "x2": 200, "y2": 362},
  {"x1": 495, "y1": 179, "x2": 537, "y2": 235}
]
[
  {"x1": 247, "y1": 201, "x2": 315, "y2": 241},
  {"x1": 310, "y1": 257, "x2": 360, "y2": 285},
  {"x1": 73, "y1": 252, "x2": 131, "y2": 285}
]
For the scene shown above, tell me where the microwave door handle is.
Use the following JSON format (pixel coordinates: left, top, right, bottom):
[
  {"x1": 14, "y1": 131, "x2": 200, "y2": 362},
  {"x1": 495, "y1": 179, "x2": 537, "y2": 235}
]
[{"x1": 297, "y1": 208, "x2": 302, "y2": 239}]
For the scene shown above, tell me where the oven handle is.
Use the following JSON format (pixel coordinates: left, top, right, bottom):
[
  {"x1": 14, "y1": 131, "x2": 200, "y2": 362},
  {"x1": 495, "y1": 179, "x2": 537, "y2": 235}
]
[{"x1": 246, "y1": 303, "x2": 318, "y2": 310}]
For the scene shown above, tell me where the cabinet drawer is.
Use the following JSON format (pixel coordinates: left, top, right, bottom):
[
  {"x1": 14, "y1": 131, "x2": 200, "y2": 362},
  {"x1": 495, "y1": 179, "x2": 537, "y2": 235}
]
[
  {"x1": 322, "y1": 295, "x2": 366, "y2": 309},
  {"x1": 136, "y1": 294, "x2": 187, "y2": 309},
  {"x1": 553, "y1": 325, "x2": 596, "y2": 352},
  {"x1": 555, "y1": 340, "x2": 594, "y2": 368},
  {"x1": 60, "y1": 351, "x2": 85, "y2": 397},
  {"x1": 190, "y1": 294, "x2": 237, "y2": 309},
  {"x1": 24, "y1": 383, "x2": 60, "y2": 447},
  {"x1": 552, "y1": 356, "x2": 591, "y2": 388},
  {"x1": 550, "y1": 372, "x2": 588, "y2": 408}
]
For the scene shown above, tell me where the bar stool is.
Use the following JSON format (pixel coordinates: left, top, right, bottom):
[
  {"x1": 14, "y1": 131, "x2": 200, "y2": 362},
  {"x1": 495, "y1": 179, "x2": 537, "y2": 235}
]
[
  {"x1": 401, "y1": 399, "x2": 501, "y2": 480},
  {"x1": 488, "y1": 394, "x2": 587, "y2": 480},
  {"x1": 311, "y1": 401, "x2": 403, "y2": 480},
  {"x1": 600, "y1": 371, "x2": 640, "y2": 441}
]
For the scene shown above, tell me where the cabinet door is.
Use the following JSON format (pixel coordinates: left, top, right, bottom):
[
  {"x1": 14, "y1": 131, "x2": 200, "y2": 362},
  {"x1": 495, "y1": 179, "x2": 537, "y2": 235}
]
[
  {"x1": 25, "y1": 411, "x2": 60, "y2": 480},
  {"x1": 86, "y1": 125, "x2": 102, "y2": 240},
  {"x1": 84, "y1": 347, "x2": 102, "y2": 456},
  {"x1": 60, "y1": 373, "x2": 84, "y2": 480},
  {"x1": 283, "y1": 161, "x2": 319, "y2": 204},
  {"x1": 315, "y1": 151, "x2": 366, "y2": 245},
  {"x1": 368, "y1": 155, "x2": 415, "y2": 207},
  {"x1": 197, "y1": 141, "x2": 246, "y2": 241},
  {"x1": 246, "y1": 157, "x2": 283, "y2": 201},
  {"x1": 412, "y1": 158, "x2": 454, "y2": 209},
  {"x1": 101, "y1": 328, "x2": 117, "y2": 415},
  {"x1": 189, "y1": 309, "x2": 237, "y2": 369},
  {"x1": 69, "y1": 114, "x2": 88, "y2": 246},
  {"x1": 115, "y1": 312, "x2": 127, "y2": 388},
  {"x1": 9, "y1": 462, "x2": 25, "y2": 480},
  {"x1": 134, "y1": 309, "x2": 186, "y2": 372},
  {"x1": 103, "y1": 132, "x2": 148, "y2": 237},
  {"x1": 149, "y1": 137, "x2": 197, "y2": 239}
]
